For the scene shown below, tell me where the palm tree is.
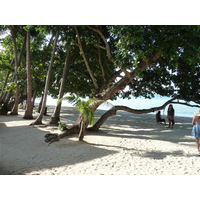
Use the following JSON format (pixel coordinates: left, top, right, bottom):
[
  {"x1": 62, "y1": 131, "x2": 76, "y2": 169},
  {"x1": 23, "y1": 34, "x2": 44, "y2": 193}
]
[
  {"x1": 60, "y1": 95, "x2": 106, "y2": 140},
  {"x1": 49, "y1": 51, "x2": 70, "y2": 125},
  {"x1": 9, "y1": 26, "x2": 20, "y2": 115},
  {"x1": 23, "y1": 29, "x2": 33, "y2": 119},
  {"x1": 31, "y1": 32, "x2": 59, "y2": 125}
]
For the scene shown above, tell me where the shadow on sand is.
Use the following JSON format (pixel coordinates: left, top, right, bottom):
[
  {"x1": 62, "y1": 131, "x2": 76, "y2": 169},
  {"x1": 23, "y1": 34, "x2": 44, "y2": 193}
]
[{"x1": 0, "y1": 108, "x2": 195, "y2": 175}]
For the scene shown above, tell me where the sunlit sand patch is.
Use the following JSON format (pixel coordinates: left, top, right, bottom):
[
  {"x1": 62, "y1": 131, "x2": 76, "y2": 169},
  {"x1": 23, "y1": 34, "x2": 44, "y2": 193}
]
[
  {"x1": 4, "y1": 121, "x2": 30, "y2": 127},
  {"x1": 108, "y1": 126, "x2": 155, "y2": 132}
]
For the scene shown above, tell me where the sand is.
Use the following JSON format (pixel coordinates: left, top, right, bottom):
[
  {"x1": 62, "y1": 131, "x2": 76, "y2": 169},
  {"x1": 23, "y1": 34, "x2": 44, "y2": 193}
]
[{"x1": 0, "y1": 106, "x2": 199, "y2": 175}]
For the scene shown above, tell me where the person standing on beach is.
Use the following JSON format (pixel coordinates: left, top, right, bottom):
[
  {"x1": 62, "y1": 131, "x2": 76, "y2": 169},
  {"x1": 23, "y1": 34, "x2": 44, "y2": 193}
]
[
  {"x1": 191, "y1": 109, "x2": 200, "y2": 155},
  {"x1": 167, "y1": 104, "x2": 175, "y2": 128}
]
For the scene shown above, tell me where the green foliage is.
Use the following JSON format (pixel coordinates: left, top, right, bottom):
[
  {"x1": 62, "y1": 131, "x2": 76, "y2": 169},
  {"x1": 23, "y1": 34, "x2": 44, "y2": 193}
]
[
  {"x1": 5, "y1": 82, "x2": 17, "y2": 91},
  {"x1": 59, "y1": 95, "x2": 106, "y2": 125},
  {"x1": 58, "y1": 121, "x2": 67, "y2": 131},
  {"x1": 0, "y1": 25, "x2": 200, "y2": 110},
  {"x1": 75, "y1": 98, "x2": 95, "y2": 125}
]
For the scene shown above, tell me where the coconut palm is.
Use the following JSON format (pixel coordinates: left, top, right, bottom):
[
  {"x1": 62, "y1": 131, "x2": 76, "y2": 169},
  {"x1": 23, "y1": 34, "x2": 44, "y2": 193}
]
[{"x1": 59, "y1": 95, "x2": 108, "y2": 140}]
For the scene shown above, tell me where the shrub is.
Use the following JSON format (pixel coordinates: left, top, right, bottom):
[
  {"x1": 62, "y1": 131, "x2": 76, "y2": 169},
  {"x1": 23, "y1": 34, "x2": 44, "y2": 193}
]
[{"x1": 58, "y1": 121, "x2": 67, "y2": 131}]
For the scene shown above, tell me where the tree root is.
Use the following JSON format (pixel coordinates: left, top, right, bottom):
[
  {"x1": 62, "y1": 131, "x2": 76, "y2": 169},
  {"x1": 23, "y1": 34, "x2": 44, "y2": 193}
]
[
  {"x1": 44, "y1": 133, "x2": 59, "y2": 145},
  {"x1": 44, "y1": 124, "x2": 80, "y2": 145}
]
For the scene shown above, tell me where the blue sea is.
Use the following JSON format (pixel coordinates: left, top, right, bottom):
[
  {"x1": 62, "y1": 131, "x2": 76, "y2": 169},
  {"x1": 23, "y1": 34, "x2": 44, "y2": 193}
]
[{"x1": 37, "y1": 95, "x2": 199, "y2": 119}]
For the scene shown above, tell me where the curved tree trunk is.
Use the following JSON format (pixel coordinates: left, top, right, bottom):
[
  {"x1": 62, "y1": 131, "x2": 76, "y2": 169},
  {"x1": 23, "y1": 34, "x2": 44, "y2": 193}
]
[
  {"x1": 87, "y1": 97, "x2": 200, "y2": 131},
  {"x1": 87, "y1": 108, "x2": 117, "y2": 131},
  {"x1": 31, "y1": 32, "x2": 59, "y2": 125},
  {"x1": 49, "y1": 51, "x2": 70, "y2": 125},
  {"x1": 88, "y1": 99, "x2": 176, "y2": 131},
  {"x1": 44, "y1": 30, "x2": 162, "y2": 144}
]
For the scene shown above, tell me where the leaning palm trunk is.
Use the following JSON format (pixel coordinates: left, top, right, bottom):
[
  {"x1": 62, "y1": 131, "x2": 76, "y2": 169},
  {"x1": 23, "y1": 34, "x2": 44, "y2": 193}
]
[
  {"x1": 78, "y1": 117, "x2": 86, "y2": 141},
  {"x1": 31, "y1": 32, "x2": 59, "y2": 125},
  {"x1": 10, "y1": 27, "x2": 19, "y2": 115},
  {"x1": 44, "y1": 97, "x2": 103, "y2": 144},
  {"x1": 44, "y1": 47, "x2": 161, "y2": 144},
  {"x1": 49, "y1": 51, "x2": 70, "y2": 125}
]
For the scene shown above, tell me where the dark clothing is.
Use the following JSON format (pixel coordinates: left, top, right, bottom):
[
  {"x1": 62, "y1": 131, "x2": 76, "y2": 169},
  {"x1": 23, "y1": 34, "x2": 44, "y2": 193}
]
[
  {"x1": 167, "y1": 108, "x2": 174, "y2": 120},
  {"x1": 156, "y1": 112, "x2": 166, "y2": 123},
  {"x1": 167, "y1": 106, "x2": 175, "y2": 127}
]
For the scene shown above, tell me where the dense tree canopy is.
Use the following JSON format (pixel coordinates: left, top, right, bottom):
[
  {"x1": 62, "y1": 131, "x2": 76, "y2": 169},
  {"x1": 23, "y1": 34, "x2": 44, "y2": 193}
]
[{"x1": 0, "y1": 25, "x2": 200, "y2": 141}]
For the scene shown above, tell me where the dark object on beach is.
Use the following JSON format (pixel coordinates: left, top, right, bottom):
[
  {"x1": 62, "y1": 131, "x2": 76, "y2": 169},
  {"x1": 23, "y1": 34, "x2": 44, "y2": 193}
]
[
  {"x1": 156, "y1": 111, "x2": 166, "y2": 124},
  {"x1": 0, "y1": 103, "x2": 9, "y2": 115},
  {"x1": 44, "y1": 133, "x2": 59, "y2": 145}
]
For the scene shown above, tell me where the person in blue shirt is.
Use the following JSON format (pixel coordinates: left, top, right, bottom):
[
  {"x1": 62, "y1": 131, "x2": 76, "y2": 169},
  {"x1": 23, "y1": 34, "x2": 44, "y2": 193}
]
[{"x1": 191, "y1": 109, "x2": 200, "y2": 155}]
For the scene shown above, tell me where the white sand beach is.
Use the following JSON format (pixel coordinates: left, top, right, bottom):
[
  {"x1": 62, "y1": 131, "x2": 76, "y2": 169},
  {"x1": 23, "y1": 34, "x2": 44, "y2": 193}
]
[{"x1": 0, "y1": 107, "x2": 199, "y2": 175}]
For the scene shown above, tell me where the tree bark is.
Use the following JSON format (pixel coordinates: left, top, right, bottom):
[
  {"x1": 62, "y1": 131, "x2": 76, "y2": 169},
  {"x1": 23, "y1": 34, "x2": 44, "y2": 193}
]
[
  {"x1": 31, "y1": 32, "x2": 59, "y2": 125},
  {"x1": 96, "y1": 51, "x2": 161, "y2": 100},
  {"x1": 9, "y1": 26, "x2": 19, "y2": 115},
  {"x1": 88, "y1": 98, "x2": 176, "y2": 131},
  {"x1": 10, "y1": 87, "x2": 20, "y2": 115},
  {"x1": 37, "y1": 93, "x2": 44, "y2": 113},
  {"x1": 78, "y1": 119, "x2": 86, "y2": 141},
  {"x1": 0, "y1": 71, "x2": 10, "y2": 103},
  {"x1": 74, "y1": 26, "x2": 99, "y2": 90},
  {"x1": 44, "y1": 123, "x2": 81, "y2": 144},
  {"x1": 87, "y1": 97, "x2": 200, "y2": 131},
  {"x1": 87, "y1": 25, "x2": 131, "y2": 78},
  {"x1": 49, "y1": 51, "x2": 70, "y2": 125},
  {"x1": 44, "y1": 51, "x2": 162, "y2": 143},
  {"x1": 24, "y1": 29, "x2": 34, "y2": 119}
]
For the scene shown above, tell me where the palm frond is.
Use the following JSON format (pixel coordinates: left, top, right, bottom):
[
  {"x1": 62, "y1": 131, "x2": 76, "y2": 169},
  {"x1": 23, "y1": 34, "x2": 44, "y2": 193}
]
[
  {"x1": 57, "y1": 94, "x2": 79, "y2": 105},
  {"x1": 57, "y1": 95, "x2": 112, "y2": 125}
]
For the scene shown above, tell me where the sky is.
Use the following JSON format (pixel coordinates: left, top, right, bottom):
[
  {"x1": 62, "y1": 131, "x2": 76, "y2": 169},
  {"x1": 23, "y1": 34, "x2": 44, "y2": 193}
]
[{"x1": 0, "y1": 0, "x2": 199, "y2": 25}]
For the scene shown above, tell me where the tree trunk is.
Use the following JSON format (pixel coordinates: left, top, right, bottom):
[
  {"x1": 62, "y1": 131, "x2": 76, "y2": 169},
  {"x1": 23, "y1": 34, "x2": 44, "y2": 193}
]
[
  {"x1": 96, "y1": 51, "x2": 161, "y2": 100},
  {"x1": 74, "y1": 26, "x2": 99, "y2": 90},
  {"x1": 88, "y1": 98, "x2": 177, "y2": 131},
  {"x1": 44, "y1": 123, "x2": 81, "y2": 144},
  {"x1": 32, "y1": 90, "x2": 37, "y2": 107},
  {"x1": 88, "y1": 108, "x2": 117, "y2": 131},
  {"x1": 44, "y1": 45, "x2": 161, "y2": 143},
  {"x1": 9, "y1": 26, "x2": 19, "y2": 115},
  {"x1": 0, "y1": 71, "x2": 10, "y2": 103},
  {"x1": 10, "y1": 87, "x2": 20, "y2": 115},
  {"x1": 31, "y1": 32, "x2": 59, "y2": 125},
  {"x1": 37, "y1": 34, "x2": 54, "y2": 114},
  {"x1": 37, "y1": 93, "x2": 44, "y2": 113},
  {"x1": 24, "y1": 29, "x2": 34, "y2": 119},
  {"x1": 49, "y1": 51, "x2": 70, "y2": 125},
  {"x1": 10, "y1": 30, "x2": 26, "y2": 115},
  {"x1": 78, "y1": 119, "x2": 86, "y2": 141}
]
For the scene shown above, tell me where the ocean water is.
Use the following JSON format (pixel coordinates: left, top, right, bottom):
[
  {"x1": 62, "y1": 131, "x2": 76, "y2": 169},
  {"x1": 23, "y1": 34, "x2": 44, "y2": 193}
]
[{"x1": 36, "y1": 95, "x2": 199, "y2": 118}]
